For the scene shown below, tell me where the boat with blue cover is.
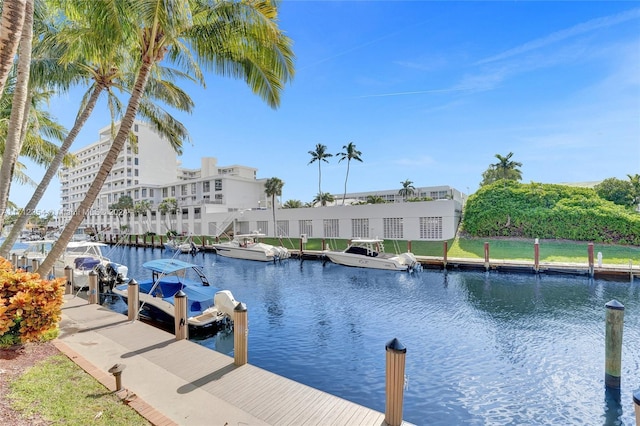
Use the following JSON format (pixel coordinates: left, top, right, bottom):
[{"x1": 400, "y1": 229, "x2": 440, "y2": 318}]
[{"x1": 112, "y1": 258, "x2": 238, "y2": 331}]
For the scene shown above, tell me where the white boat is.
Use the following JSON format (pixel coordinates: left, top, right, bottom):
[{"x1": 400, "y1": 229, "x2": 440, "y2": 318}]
[
  {"x1": 112, "y1": 259, "x2": 239, "y2": 330},
  {"x1": 212, "y1": 232, "x2": 290, "y2": 262},
  {"x1": 164, "y1": 238, "x2": 198, "y2": 254},
  {"x1": 323, "y1": 238, "x2": 420, "y2": 271},
  {"x1": 62, "y1": 241, "x2": 129, "y2": 289}
]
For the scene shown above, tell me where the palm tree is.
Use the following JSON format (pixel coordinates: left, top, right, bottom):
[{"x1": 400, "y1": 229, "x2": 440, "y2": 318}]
[
  {"x1": 308, "y1": 143, "x2": 332, "y2": 196},
  {"x1": 398, "y1": 179, "x2": 415, "y2": 202},
  {"x1": 0, "y1": 5, "x2": 194, "y2": 257},
  {"x1": 38, "y1": 0, "x2": 294, "y2": 276},
  {"x1": 336, "y1": 141, "x2": 362, "y2": 205},
  {"x1": 493, "y1": 152, "x2": 523, "y2": 181},
  {"x1": 264, "y1": 177, "x2": 284, "y2": 237},
  {"x1": 158, "y1": 198, "x2": 178, "y2": 233},
  {"x1": 313, "y1": 192, "x2": 335, "y2": 207},
  {"x1": 0, "y1": 0, "x2": 33, "y2": 230},
  {"x1": 0, "y1": 0, "x2": 27, "y2": 97},
  {"x1": 366, "y1": 195, "x2": 386, "y2": 204},
  {"x1": 283, "y1": 199, "x2": 303, "y2": 209},
  {"x1": 133, "y1": 199, "x2": 153, "y2": 233}
]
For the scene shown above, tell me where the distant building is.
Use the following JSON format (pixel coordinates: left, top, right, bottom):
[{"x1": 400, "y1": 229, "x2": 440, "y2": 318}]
[{"x1": 60, "y1": 122, "x2": 464, "y2": 241}]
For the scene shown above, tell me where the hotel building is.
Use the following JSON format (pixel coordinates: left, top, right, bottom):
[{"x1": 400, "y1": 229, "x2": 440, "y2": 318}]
[{"x1": 60, "y1": 122, "x2": 464, "y2": 241}]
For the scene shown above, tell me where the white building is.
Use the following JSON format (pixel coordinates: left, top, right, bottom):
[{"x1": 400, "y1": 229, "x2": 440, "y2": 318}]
[{"x1": 61, "y1": 123, "x2": 464, "y2": 241}]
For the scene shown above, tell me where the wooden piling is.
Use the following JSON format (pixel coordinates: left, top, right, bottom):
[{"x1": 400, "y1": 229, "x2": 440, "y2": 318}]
[
  {"x1": 605, "y1": 299, "x2": 624, "y2": 389},
  {"x1": 588, "y1": 243, "x2": 595, "y2": 277},
  {"x1": 64, "y1": 266, "x2": 73, "y2": 294},
  {"x1": 633, "y1": 389, "x2": 640, "y2": 426},
  {"x1": 88, "y1": 270, "x2": 98, "y2": 304},
  {"x1": 385, "y1": 338, "x2": 406, "y2": 426},
  {"x1": 174, "y1": 290, "x2": 188, "y2": 341},
  {"x1": 534, "y1": 238, "x2": 540, "y2": 273},
  {"x1": 31, "y1": 258, "x2": 39, "y2": 273},
  {"x1": 234, "y1": 302, "x2": 248, "y2": 366},
  {"x1": 484, "y1": 242, "x2": 490, "y2": 271},
  {"x1": 443, "y1": 241, "x2": 448, "y2": 269},
  {"x1": 10, "y1": 253, "x2": 18, "y2": 269},
  {"x1": 407, "y1": 240, "x2": 412, "y2": 252},
  {"x1": 127, "y1": 279, "x2": 139, "y2": 321}
]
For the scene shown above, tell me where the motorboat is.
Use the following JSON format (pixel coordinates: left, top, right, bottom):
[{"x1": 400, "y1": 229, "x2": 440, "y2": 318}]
[
  {"x1": 164, "y1": 238, "x2": 198, "y2": 255},
  {"x1": 323, "y1": 238, "x2": 420, "y2": 271},
  {"x1": 212, "y1": 232, "x2": 290, "y2": 262},
  {"x1": 112, "y1": 258, "x2": 239, "y2": 330}
]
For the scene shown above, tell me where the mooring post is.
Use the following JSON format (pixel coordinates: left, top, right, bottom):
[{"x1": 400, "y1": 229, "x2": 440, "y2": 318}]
[
  {"x1": 407, "y1": 240, "x2": 412, "y2": 253},
  {"x1": 21, "y1": 255, "x2": 28, "y2": 270},
  {"x1": 174, "y1": 290, "x2": 188, "y2": 341},
  {"x1": 299, "y1": 239, "x2": 304, "y2": 257},
  {"x1": 385, "y1": 338, "x2": 407, "y2": 426},
  {"x1": 534, "y1": 238, "x2": 540, "y2": 273},
  {"x1": 605, "y1": 300, "x2": 624, "y2": 389},
  {"x1": 234, "y1": 302, "x2": 248, "y2": 366},
  {"x1": 88, "y1": 270, "x2": 98, "y2": 304},
  {"x1": 64, "y1": 265, "x2": 73, "y2": 294},
  {"x1": 484, "y1": 242, "x2": 490, "y2": 271},
  {"x1": 443, "y1": 240, "x2": 448, "y2": 269},
  {"x1": 127, "y1": 279, "x2": 139, "y2": 321},
  {"x1": 588, "y1": 243, "x2": 595, "y2": 277},
  {"x1": 31, "y1": 258, "x2": 39, "y2": 273},
  {"x1": 10, "y1": 252, "x2": 18, "y2": 269},
  {"x1": 322, "y1": 238, "x2": 326, "y2": 250}
]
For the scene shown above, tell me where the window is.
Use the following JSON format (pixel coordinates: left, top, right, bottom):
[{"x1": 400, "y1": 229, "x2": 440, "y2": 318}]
[
  {"x1": 191, "y1": 183, "x2": 196, "y2": 194},
  {"x1": 134, "y1": 189, "x2": 139, "y2": 199},
  {"x1": 162, "y1": 188, "x2": 168, "y2": 197},
  {"x1": 194, "y1": 208, "x2": 201, "y2": 219},
  {"x1": 215, "y1": 179, "x2": 222, "y2": 191},
  {"x1": 171, "y1": 187, "x2": 175, "y2": 196},
  {"x1": 214, "y1": 194, "x2": 223, "y2": 200},
  {"x1": 257, "y1": 221, "x2": 268, "y2": 235},
  {"x1": 276, "y1": 220, "x2": 289, "y2": 237},
  {"x1": 299, "y1": 220, "x2": 313, "y2": 237},
  {"x1": 182, "y1": 208, "x2": 189, "y2": 217},
  {"x1": 181, "y1": 185, "x2": 187, "y2": 195},
  {"x1": 323, "y1": 219, "x2": 339, "y2": 238},
  {"x1": 141, "y1": 188, "x2": 147, "y2": 197},
  {"x1": 203, "y1": 181, "x2": 210, "y2": 192},
  {"x1": 420, "y1": 217, "x2": 443, "y2": 239},
  {"x1": 149, "y1": 189, "x2": 154, "y2": 197},
  {"x1": 351, "y1": 218, "x2": 369, "y2": 238},
  {"x1": 134, "y1": 157, "x2": 139, "y2": 165},
  {"x1": 383, "y1": 218, "x2": 403, "y2": 239}
]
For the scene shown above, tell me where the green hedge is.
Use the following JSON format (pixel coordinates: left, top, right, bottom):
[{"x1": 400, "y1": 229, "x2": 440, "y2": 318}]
[{"x1": 462, "y1": 181, "x2": 640, "y2": 245}]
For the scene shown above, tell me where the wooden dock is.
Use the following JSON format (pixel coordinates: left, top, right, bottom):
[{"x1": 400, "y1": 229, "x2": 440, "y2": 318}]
[{"x1": 57, "y1": 295, "x2": 408, "y2": 425}]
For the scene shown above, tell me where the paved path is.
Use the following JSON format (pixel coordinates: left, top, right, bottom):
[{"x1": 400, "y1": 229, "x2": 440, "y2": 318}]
[{"x1": 56, "y1": 295, "x2": 406, "y2": 426}]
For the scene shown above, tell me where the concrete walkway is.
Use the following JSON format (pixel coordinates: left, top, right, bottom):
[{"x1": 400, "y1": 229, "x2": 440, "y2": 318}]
[{"x1": 56, "y1": 295, "x2": 403, "y2": 426}]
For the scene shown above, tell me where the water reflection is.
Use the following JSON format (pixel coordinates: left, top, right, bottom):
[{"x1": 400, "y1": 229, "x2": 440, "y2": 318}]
[{"x1": 102, "y1": 247, "x2": 640, "y2": 426}]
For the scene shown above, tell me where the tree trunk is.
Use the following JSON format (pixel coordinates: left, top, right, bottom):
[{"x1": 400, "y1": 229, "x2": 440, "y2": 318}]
[
  {"x1": 0, "y1": 86, "x2": 104, "y2": 257},
  {"x1": 0, "y1": 0, "x2": 25, "y2": 96},
  {"x1": 343, "y1": 160, "x2": 350, "y2": 206},
  {"x1": 38, "y1": 59, "x2": 154, "y2": 276},
  {"x1": 0, "y1": 0, "x2": 31, "y2": 233}
]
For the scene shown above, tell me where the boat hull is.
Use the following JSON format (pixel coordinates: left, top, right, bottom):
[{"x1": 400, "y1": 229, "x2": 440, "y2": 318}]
[
  {"x1": 323, "y1": 252, "x2": 411, "y2": 271},
  {"x1": 212, "y1": 245, "x2": 275, "y2": 262}
]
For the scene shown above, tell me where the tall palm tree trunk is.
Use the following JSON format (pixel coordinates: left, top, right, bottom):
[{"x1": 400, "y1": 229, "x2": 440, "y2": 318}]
[
  {"x1": 0, "y1": 86, "x2": 104, "y2": 257},
  {"x1": 342, "y1": 160, "x2": 350, "y2": 205},
  {"x1": 0, "y1": 0, "x2": 25, "y2": 97},
  {"x1": 318, "y1": 162, "x2": 322, "y2": 195},
  {"x1": 38, "y1": 61, "x2": 153, "y2": 275},
  {"x1": 0, "y1": 0, "x2": 31, "y2": 232}
]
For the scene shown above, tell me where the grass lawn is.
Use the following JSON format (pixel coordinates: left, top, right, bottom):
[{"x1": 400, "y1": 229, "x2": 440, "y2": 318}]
[
  {"x1": 259, "y1": 236, "x2": 640, "y2": 265},
  {"x1": 8, "y1": 355, "x2": 150, "y2": 426}
]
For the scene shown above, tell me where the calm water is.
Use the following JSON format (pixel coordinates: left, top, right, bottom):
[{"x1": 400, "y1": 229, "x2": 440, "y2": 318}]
[{"x1": 101, "y1": 245, "x2": 640, "y2": 426}]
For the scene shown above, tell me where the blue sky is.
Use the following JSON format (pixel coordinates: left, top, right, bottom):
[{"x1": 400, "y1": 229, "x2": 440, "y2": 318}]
[{"x1": 10, "y1": 1, "x2": 640, "y2": 214}]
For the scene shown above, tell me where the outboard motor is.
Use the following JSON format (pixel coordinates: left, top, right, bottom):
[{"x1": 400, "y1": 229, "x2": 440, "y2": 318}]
[
  {"x1": 214, "y1": 290, "x2": 239, "y2": 318},
  {"x1": 94, "y1": 263, "x2": 122, "y2": 293}
]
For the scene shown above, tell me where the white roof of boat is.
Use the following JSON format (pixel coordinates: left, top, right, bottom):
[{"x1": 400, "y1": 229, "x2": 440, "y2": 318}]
[
  {"x1": 66, "y1": 241, "x2": 107, "y2": 248},
  {"x1": 236, "y1": 233, "x2": 266, "y2": 237},
  {"x1": 22, "y1": 239, "x2": 56, "y2": 245},
  {"x1": 142, "y1": 259, "x2": 201, "y2": 274},
  {"x1": 350, "y1": 238, "x2": 384, "y2": 243}
]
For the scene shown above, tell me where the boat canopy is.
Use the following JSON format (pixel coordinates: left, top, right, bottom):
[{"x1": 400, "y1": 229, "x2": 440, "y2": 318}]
[{"x1": 143, "y1": 258, "x2": 202, "y2": 274}]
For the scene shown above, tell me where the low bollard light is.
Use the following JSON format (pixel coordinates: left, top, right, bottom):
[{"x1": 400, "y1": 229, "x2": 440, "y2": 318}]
[{"x1": 108, "y1": 363, "x2": 126, "y2": 391}]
